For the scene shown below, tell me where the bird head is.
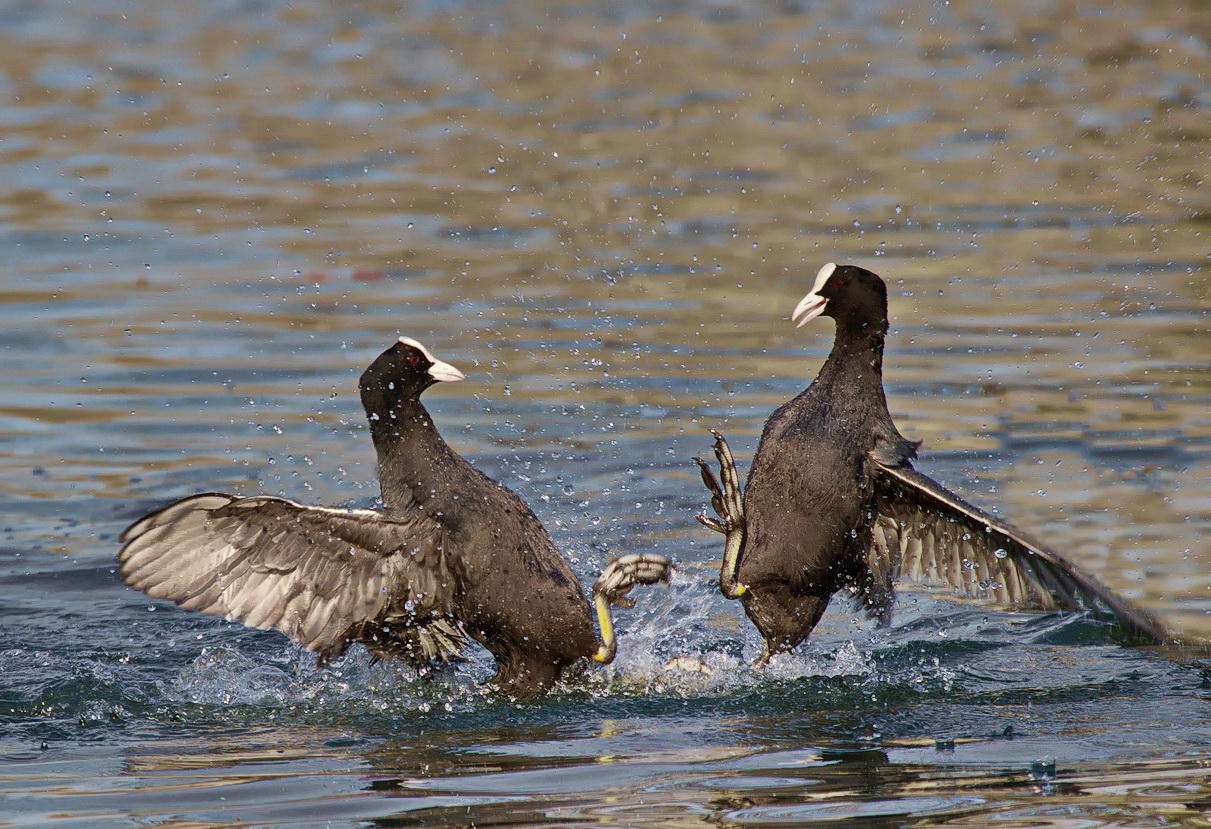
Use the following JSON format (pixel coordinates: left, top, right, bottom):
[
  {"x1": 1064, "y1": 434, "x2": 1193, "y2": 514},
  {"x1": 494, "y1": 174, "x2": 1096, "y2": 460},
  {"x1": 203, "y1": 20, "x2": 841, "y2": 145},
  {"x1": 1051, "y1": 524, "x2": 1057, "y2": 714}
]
[
  {"x1": 791, "y1": 263, "x2": 889, "y2": 332},
  {"x1": 359, "y1": 337, "x2": 465, "y2": 406}
]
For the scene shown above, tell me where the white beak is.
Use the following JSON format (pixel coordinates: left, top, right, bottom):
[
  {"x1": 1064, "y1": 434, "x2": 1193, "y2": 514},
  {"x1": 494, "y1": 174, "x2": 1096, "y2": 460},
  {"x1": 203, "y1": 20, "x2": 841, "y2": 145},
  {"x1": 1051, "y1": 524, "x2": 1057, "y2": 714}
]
[
  {"x1": 398, "y1": 336, "x2": 466, "y2": 382},
  {"x1": 427, "y1": 359, "x2": 466, "y2": 383},
  {"x1": 791, "y1": 262, "x2": 836, "y2": 327}
]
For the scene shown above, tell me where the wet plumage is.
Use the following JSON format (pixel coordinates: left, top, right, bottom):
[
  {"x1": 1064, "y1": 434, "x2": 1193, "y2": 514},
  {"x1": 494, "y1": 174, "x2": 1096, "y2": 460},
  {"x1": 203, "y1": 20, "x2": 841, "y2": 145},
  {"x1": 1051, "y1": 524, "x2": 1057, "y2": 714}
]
[
  {"x1": 120, "y1": 338, "x2": 670, "y2": 697},
  {"x1": 698, "y1": 264, "x2": 1168, "y2": 664}
]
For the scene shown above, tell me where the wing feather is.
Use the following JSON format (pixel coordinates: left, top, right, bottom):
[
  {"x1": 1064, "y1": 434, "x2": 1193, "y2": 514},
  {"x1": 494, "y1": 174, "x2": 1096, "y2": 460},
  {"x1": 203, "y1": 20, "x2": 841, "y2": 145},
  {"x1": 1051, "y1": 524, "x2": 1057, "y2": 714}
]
[
  {"x1": 118, "y1": 492, "x2": 464, "y2": 660},
  {"x1": 871, "y1": 463, "x2": 1168, "y2": 642}
]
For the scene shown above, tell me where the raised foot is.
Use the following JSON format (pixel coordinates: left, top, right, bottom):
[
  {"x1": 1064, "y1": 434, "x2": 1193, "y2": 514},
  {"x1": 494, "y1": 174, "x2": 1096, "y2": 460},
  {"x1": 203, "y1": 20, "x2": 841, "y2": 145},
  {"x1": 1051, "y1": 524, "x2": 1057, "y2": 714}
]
[
  {"x1": 694, "y1": 430, "x2": 749, "y2": 599},
  {"x1": 593, "y1": 552, "x2": 672, "y2": 607},
  {"x1": 591, "y1": 553, "x2": 673, "y2": 664},
  {"x1": 661, "y1": 655, "x2": 716, "y2": 676},
  {"x1": 693, "y1": 430, "x2": 743, "y2": 535}
]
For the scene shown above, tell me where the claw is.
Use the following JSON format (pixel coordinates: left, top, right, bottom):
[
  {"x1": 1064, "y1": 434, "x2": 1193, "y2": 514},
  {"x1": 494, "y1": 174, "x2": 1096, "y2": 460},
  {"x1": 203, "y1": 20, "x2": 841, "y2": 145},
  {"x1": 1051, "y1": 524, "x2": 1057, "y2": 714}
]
[
  {"x1": 693, "y1": 456, "x2": 727, "y2": 519},
  {"x1": 696, "y1": 430, "x2": 749, "y2": 600},
  {"x1": 692, "y1": 456, "x2": 718, "y2": 491},
  {"x1": 712, "y1": 433, "x2": 743, "y2": 522},
  {"x1": 591, "y1": 553, "x2": 673, "y2": 664}
]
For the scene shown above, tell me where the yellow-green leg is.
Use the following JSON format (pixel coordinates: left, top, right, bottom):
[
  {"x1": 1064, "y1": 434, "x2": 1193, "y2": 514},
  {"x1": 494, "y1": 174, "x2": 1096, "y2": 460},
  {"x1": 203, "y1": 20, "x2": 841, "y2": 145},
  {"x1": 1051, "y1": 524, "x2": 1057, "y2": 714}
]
[{"x1": 591, "y1": 553, "x2": 672, "y2": 664}]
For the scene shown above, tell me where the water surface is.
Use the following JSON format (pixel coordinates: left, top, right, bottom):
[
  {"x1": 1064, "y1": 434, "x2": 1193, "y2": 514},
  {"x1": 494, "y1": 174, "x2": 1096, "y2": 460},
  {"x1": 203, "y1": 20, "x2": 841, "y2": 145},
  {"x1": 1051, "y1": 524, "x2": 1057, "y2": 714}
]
[{"x1": 2, "y1": 0, "x2": 1210, "y2": 825}]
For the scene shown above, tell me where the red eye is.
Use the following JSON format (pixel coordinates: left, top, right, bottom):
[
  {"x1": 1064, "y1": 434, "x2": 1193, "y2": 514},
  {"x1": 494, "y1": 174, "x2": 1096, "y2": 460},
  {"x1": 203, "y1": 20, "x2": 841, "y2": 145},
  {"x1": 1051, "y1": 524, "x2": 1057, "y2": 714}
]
[{"x1": 408, "y1": 355, "x2": 419, "y2": 365}]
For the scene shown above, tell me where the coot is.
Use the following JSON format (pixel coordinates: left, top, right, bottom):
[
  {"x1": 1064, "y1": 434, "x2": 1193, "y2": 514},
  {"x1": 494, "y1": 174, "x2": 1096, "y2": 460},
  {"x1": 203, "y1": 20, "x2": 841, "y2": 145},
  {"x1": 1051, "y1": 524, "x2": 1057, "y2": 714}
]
[
  {"x1": 120, "y1": 337, "x2": 670, "y2": 696},
  {"x1": 696, "y1": 263, "x2": 1168, "y2": 665}
]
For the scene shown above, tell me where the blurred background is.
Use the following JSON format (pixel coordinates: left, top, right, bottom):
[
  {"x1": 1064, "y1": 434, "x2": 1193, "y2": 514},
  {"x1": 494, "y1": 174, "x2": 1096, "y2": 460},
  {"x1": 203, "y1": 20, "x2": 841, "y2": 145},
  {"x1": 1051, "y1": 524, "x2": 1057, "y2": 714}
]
[{"x1": 1, "y1": 0, "x2": 1209, "y2": 825}]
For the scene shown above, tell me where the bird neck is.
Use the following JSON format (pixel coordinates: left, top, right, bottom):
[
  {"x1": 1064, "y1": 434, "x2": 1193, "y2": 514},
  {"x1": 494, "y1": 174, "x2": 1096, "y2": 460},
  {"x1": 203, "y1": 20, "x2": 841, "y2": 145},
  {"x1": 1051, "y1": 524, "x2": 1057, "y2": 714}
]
[
  {"x1": 810, "y1": 318, "x2": 918, "y2": 464},
  {"x1": 365, "y1": 396, "x2": 456, "y2": 509},
  {"x1": 817, "y1": 318, "x2": 888, "y2": 397}
]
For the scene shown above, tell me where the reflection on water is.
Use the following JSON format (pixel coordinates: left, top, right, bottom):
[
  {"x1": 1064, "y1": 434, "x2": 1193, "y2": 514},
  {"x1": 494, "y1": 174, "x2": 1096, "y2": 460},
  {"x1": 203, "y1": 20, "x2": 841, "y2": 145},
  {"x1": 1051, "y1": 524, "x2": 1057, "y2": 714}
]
[
  {"x1": 8, "y1": 714, "x2": 1211, "y2": 826},
  {"x1": 1, "y1": 0, "x2": 1209, "y2": 825}
]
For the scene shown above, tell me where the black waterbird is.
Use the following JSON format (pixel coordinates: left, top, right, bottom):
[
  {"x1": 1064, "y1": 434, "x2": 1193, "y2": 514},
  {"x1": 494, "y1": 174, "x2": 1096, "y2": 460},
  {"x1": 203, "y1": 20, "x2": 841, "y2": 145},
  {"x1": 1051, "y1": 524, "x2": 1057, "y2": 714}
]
[
  {"x1": 119, "y1": 337, "x2": 670, "y2": 697},
  {"x1": 696, "y1": 263, "x2": 1168, "y2": 665}
]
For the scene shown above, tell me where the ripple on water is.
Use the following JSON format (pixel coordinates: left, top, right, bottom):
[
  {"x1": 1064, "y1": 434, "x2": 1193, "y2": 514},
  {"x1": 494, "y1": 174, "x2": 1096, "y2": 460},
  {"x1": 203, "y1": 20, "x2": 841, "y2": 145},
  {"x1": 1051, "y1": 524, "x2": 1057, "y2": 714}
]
[{"x1": 2, "y1": 0, "x2": 1210, "y2": 824}]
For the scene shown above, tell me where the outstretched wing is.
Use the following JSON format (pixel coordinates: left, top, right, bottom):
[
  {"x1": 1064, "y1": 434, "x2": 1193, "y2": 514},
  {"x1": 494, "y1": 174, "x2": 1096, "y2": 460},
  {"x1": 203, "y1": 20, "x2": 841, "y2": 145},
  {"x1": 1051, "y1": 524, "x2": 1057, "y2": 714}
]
[
  {"x1": 868, "y1": 463, "x2": 1168, "y2": 643},
  {"x1": 118, "y1": 493, "x2": 464, "y2": 661}
]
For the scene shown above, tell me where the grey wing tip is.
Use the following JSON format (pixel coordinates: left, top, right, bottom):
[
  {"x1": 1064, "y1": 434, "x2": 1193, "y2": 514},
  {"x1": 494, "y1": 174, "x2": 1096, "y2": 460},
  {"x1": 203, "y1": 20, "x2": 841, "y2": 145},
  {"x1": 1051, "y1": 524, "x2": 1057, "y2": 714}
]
[
  {"x1": 363, "y1": 619, "x2": 469, "y2": 666},
  {"x1": 1098, "y1": 597, "x2": 1171, "y2": 646},
  {"x1": 876, "y1": 462, "x2": 1175, "y2": 646},
  {"x1": 119, "y1": 492, "x2": 236, "y2": 544},
  {"x1": 422, "y1": 619, "x2": 470, "y2": 662},
  {"x1": 1135, "y1": 619, "x2": 1172, "y2": 646}
]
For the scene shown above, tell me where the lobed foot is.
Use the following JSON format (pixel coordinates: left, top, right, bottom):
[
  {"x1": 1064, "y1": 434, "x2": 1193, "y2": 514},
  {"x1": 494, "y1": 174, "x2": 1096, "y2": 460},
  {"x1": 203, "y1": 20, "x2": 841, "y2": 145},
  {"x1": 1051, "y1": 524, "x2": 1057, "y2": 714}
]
[
  {"x1": 591, "y1": 552, "x2": 672, "y2": 664},
  {"x1": 661, "y1": 655, "x2": 716, "y2": 676},
  {"x1": 694, "y1": 430, "x2": 749, "y2": 599},
  {"x1": 593, "y1": 552, "x2": 672, "y2": 606},
  {"x1": 693, "y1": 430, "x2": 744, "y2": 536}
]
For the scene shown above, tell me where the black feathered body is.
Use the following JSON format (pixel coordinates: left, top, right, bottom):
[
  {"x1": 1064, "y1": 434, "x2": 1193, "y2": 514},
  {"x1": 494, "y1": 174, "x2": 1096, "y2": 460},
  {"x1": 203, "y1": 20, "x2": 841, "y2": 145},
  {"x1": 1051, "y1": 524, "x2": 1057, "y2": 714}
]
[
  {"x1": 739, "y1": 319, "x2": 914, "y2": 651},
  {"x1": 364, "y1": 391, "x2": 597, "y2": 696},
  {"x1": 721, "y1": 263, "x2": 1166, "y2": 656},
  {"x1": 118, "y1": 340, "x2": 624, "y2": 700}
]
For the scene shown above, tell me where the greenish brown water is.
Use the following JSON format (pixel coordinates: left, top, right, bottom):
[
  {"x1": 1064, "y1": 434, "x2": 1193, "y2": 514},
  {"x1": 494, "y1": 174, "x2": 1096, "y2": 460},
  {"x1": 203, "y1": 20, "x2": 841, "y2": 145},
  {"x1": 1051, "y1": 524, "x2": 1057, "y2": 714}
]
[{"x1": 2, "y1": 0, "x2": 1209, "y2": 825}]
